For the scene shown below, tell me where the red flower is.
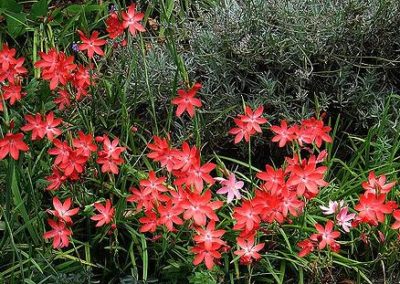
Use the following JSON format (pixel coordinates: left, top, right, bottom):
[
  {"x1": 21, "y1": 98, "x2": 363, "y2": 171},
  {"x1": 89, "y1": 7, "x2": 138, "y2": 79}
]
[
  {"x1": 280, "y1": 189, "x2": 304, "y2": 217},
  {"x1": 42, "y1": 112, "x2": 62, "y2": 141},
  {"x1": 147, "y1": 135, "x2": 171, "y2": 161},
  {"x1": 127, "y1": 186, "x2": 155, "y2": 212},
  {"x1": 168, "y1": 185, "x2": 189, "y2": 209},
  {"x1": 43, "y1": 219, "x2": 72, "y2": 249},
  {"x1": 191, "y1": 243, "x2": 222, "y2": 270},
  {"x1": 75, "y1": 86, "x2": 90, "y2": 101},
  {"x1": 72, "y1": 131, "x2": 97, "y2": 157},
  {"x1": 171, "y1": 83, "x2": 202, "y2": 118},
  {"x1": 391, "y1": 210, "x2": 400, "y2": 230},
  {"x1": 0, "y1": 44, "x2": 17, "y2": 71},
  {"x1": 106, "y1": 12, "x2": 125, "y2": 39},
  {"x1": 176, "y1": 160, "x2": 215, "y2": 193},
  {"x1": 35, "y1": 50, "x2": 76, "y2": 90},
  {"x1": 297, "y1": 239, "x2": 314, "y2": 257},
  {"x1": 299, "y1": 118, "x2": 332, "y2": 148},
  {"x1": 286, "y1": 155, "x2": 328, "y2": 198},
  {"x1": 256, "y1": 165, "x2": 285, "y2": 193},
  {"x1": 141, "y1": 171, "x2": 168, "y2": 197},
  {"x1": 253, "y1": 190, "x2": 285, "y2": 224},
  {"x1": 96, "y1": 135, "x2": 126, "y2": 174},
  {"x1": 2, "y1": 82, "x2": 25, "y2": 105},
  {"x1": 91, "y1": 199, "x2": 115, "y2": 227},
  {"x1": 270, "y1": 120, "x2": 296, "y2": 147},
  {"x1": 60, "y1": 149, "x2": 87, "y2": 176},
  {"x1": 309, "y1": 220, "x2": 340, "y2": 251},
  {"x1": 232, "y1": 200, "x2": 261, "y2": 233},
  {"x1": 193, "y1": 221, "x2": 226, "y2": 250},
  {"x1": 139, "y1": 210, "x2": 158, "y2": 233},
  {"x1": 77, "y1": 30, "x2": 106, "y2": 59},
  {"x1": 0, "y1": 133, "x2": 29, "y2": 160},
  {"x1": 173, "y1": 142, "x2": 199, "y2": 172},
  {"x1": 362, "y1": 171, "x2": 396, "y2": 195},
  {"x1": 97, "y1": 135, "x2": 126, "y2": 158},
  {"x1": 21, "y1": 113, "x2": 46, "y2": 140},
  {"x1": 48, "y1": 139, "x2": 71, "y2": 165},
  {"x1": 159, "y1": 148, "x2": 181, "y2": 172},
  {"x1": 54, "y1": 90, "x2": 71, "y2": 110},
  {"x1": 238, "y1": 105, "x2": 267, "y2": 133},
  {"x1": 228, "y1": 118, "x2": 256, "y2": 144},
  {"x1": 35, "y1": 48, "x2": 59, "y2": 72},
  {"x1": 181, "y1": 190, "x2": 223, "y2": 226},
  {"x1": 354, "y1": 192, "x2": 397, "y2": 225},
  {"x1": 157, "y1": 201, "x2": 184, "y2": 232},
  {"x1": 229, "y1": 105, "x2": 266, "y2": 143},
  {"x1": 96, "y1": 155, "x2": 124, "y2": 175},
  {"x1": 72, "y1": 64, "x2": 93, "y2": 89},
  {"x1": 46, "y1": 168, "x2": 67, "y2": 191},
  {"x1": 47, "y1": 197, "x2": 79, "y2": 224},
  {"x1": 122, "y1": 4, "x2": 146, "y2": 36},
  {"x1": 234, "y1": 235, "x2": 265, "y2": 264},
  {"x1": 0, "y1": 57, "x2": 27, "y2": 83}
]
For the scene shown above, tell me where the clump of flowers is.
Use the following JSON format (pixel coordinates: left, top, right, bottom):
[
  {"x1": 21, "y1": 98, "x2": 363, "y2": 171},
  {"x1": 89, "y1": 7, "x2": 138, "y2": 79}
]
[{"x1": 2, "y1": 2, "x2": 400, "y2": 281}]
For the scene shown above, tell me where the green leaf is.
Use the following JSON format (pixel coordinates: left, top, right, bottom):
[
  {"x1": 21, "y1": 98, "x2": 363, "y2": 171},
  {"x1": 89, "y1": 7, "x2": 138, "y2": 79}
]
[
  {"x1": 31, "y1": 0, "x2": 48, "y2": 18},
  {"x1": 5, "y1": 12, "x2": 27, "y2": 38},
  {"x1": 84, "y1": 4, "x2": 104, "y2": 13},
  {"x1": 0, "y1": 0, "x2": 22, "y2": 13},
  {"x1": 9, "y1": 160, "x2": 40, "y2": 244},
  {"x1": 65, "y1": 4, "x2": 81, "y2": 15}
]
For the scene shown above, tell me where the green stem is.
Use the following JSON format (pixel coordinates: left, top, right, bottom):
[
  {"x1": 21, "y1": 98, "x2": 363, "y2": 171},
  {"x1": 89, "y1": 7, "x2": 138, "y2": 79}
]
[{"x1": 248, "y1": 136, "x2": 253, "y2": 188}]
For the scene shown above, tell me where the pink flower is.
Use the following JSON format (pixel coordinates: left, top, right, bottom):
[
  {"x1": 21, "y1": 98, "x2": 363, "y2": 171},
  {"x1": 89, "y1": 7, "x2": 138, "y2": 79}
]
[
  {"x1": 336, "y1": 207, "x2": 355, "y2": 232},
  {"x1": 215, "y1": 173, "x2": 243, "y2": 203},
  {"x1": 319, "y1": 200, "x2": 344, "y2": 215}
]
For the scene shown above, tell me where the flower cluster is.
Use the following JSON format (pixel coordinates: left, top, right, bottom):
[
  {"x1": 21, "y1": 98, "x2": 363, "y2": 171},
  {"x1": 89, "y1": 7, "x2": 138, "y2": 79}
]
[
  {"x1": 121, "y1": 112, "x2": 333, "y2": 270},
  {"x1": 0, "y1": 4, "x2": 145, "y2": 249},
  {"x1": 354, "y1": 172, "x2": 398, "y2": 226},
  {"x1": 0, "y1": 44, "x2": 29, "y2": 160},
  {"x1": 43, "y1": 197, "x2": 79, "y2": 248},
  {"x1": 270, "y1": 117, "x2": 332, "y2": 148},
  {"x1": 0, "y1": 43, "x2": 28, "y2": 111},
  {"x1": 297, "y1": 171, "x2": 399, "y2": 257},
  {"x1": 45, "y1": 133, "x2": 125, "y2": 191}
]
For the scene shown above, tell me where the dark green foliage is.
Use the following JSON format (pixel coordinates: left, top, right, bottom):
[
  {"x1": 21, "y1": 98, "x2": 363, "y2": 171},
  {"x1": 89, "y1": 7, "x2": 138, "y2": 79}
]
[
  {"x1": 109, "y1": 0, "x2": 400, "y2": 153},
  {"x1": 185, "y1": 0, "x2": 400, "y2": 125}
]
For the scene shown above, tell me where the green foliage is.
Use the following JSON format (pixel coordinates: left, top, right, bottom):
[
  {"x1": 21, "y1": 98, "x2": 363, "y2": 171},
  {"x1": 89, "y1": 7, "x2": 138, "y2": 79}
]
[
  {"x1": 183, "y1": 0, "x2": 400, "y2": 124},
  {"x1": 188, "y1": 271, "x2": 218, "y2": 284},
  {"x1": 108, "y1": 0, "x2": 400, "y2": 158}
]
